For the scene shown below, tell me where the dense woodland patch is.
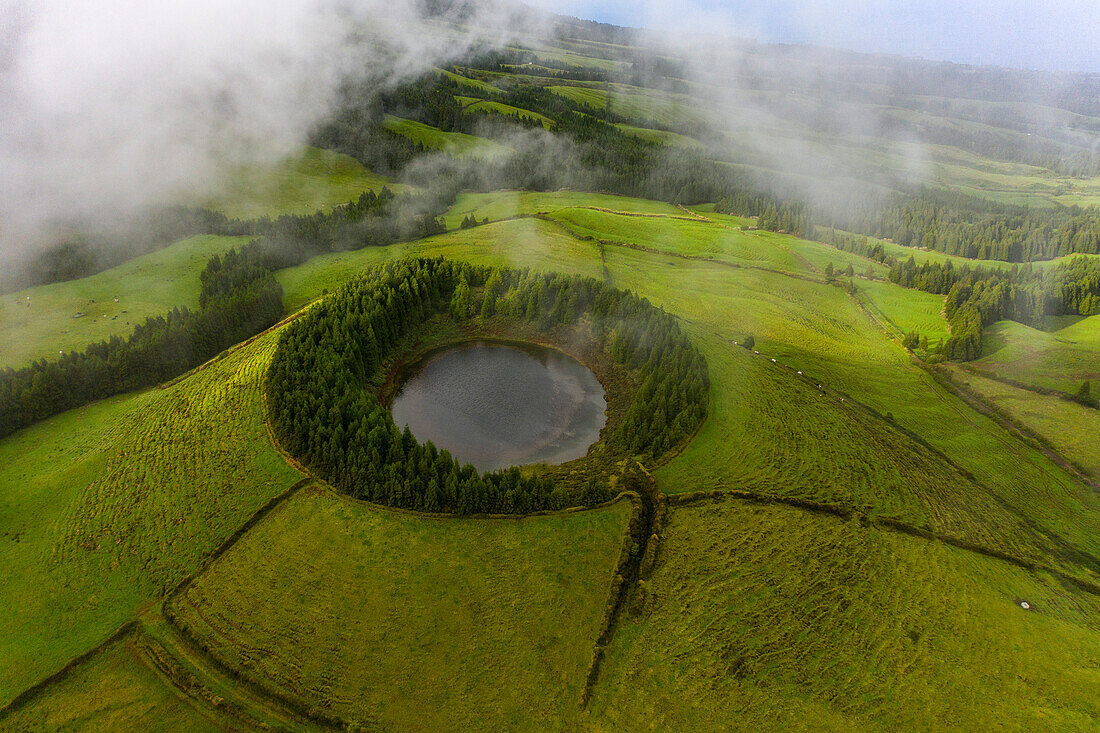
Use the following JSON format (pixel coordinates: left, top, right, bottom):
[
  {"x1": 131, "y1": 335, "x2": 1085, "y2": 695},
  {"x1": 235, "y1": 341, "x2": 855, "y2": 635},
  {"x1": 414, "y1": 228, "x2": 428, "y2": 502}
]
[{"x1": 266, "y1": 257, "x2": 708, "y2": 514}]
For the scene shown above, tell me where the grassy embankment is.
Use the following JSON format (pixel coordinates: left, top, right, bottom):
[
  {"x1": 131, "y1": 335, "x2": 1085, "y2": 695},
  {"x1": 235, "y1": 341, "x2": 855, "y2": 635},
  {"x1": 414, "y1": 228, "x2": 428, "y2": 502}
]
[
  {"x1": 975, "y1": 316, "x2": 1100, "y2": 394},
  {"x1": 455, "y1": 96, "x2": 554, "y2": 128},
  {"x1": 382, "y1": 115, "x2": 510, "y2": 158}
]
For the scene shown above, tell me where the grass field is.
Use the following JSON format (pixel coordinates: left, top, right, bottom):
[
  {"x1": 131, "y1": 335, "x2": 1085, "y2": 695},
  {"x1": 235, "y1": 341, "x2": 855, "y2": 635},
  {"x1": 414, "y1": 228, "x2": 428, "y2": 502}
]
[
  {"x1": 0, "y1": 329, "x2": 299, "y2": 705},
  {"x1": 277, "y1": 217, "x2": 605, "y2": 310},
  {"x1": 206, "y1": 146, "x2": 397, "y2": 220},
  {"x1": 456, "y1": 96, "x2": 554, "y2": 128},
  {"x1": 383, "y1": 115, "x2": 510, "y2": 158},
  {"x1": 547, "y1": 84, "x2": 697, "y2": 126},
  {"x1": 613, "y1": 122, "x2": 702, "y2": 147},
  {"x1": 947, "y1": 365, "x2": 1100, "y2": 479},
  {"x1": 0, "y1": 631, "x2": 222, "y2": 732},
  {"x1": 0, "y1": 234, "x2": 253, "y2": 370},
  {"x1": 544, "y1": 207, "x2": 813, "y2": 275},
  {"x1": 167, "y1": 487, "x2": 632, "y2": 731},
  {"x1": 598, "y1": 244, "x2": 1100, "y2": 573},
  {"x1": 855, "y1": 278, "x2": 951, "y2": 343},
  {"x1": 441, "y1": 190, "x2": 683, "y2": 228},
  {"x1": 975, "y1": 316, "x2": 1100, "y2": 394},
  {"x1": 587, "y1": 500, "x2": 1100, "y2": 731},
  {"x1": 5, "y1": 186, "x2": 1100, "y2": 727},
  {"x1": 435, "y1": 67, "x2": 500, "y2": 94}
]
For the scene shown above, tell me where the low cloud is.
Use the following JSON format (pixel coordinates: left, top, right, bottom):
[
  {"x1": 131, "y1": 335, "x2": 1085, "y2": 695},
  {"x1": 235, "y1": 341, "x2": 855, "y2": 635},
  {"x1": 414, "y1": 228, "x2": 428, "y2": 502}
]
[{"x1": 0, "y1": 0, "x2": 533, "y2": 271}]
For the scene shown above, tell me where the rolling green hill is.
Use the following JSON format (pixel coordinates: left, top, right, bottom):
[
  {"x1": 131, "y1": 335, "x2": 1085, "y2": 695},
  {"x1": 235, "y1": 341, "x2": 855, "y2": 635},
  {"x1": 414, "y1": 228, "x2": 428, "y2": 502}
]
[
  {"x1": 4, "y1": 188, "x2": 1098, "y2": 730},
  {"x1": 0, "y1": 235, "x2": 253, "y2": 370},
  {"x1": 382, "y1": 115, "x2": 510, "y2": 158},
  {"x1": 206, "y1": 146, "x2": 397, "y2": 219},
  {"x1": 5, "y1": 14, "x2": 1100, "y2": 729}
]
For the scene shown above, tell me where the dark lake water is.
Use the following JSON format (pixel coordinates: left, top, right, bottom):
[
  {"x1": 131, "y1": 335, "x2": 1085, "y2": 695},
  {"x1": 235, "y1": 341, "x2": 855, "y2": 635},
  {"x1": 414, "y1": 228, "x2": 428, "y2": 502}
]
[{"x1": 390, "y1": 341, "x2": 607, "y2": 472}]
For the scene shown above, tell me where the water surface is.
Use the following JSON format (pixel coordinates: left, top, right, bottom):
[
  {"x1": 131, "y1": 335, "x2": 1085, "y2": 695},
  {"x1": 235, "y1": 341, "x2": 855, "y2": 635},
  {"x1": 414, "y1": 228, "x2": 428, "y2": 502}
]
[{"x1": 390, "y1": 341, "x2": 606, "y2": 472}]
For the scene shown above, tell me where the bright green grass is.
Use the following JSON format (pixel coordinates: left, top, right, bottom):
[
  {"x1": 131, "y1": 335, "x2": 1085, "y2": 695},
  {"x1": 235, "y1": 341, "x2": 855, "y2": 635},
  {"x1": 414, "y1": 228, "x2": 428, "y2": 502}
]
[
  {"x1": 168, "y1": 487, "x2": 632, "y2": 731},
  {"x1": 784, "y1": 237, "x2": 891, "y2": 278},
  {"x1": 547, "y1": 85, "x2": 695, "y2": 126},
  {"x1": 434, "y1": 67, "x2": 499, "y2": 94},
  {"x1": 455, "y1": 96, "x2": 554, "y2": 128},
  {"x1": 613, "y1": 123, "x2": 702, "y2": 148},
  {"x1": 546, "y1": 208, "x2": 810, "y2": 274},
  {"x1": 207, "y1": 146, "x2": 396, "y2": 220},
  {"x1": 0, "y1": 330, "x2": 299, "y2": 705},
  {"x1": 442, "y1": 190, "x2": 683, "y2": 229},
  {"x1": 0, "y1": 632, "x2": 222, "y2": 732},
  {"x1": 0, "y1": 235, "x2": 252, "y2": 370},
  {"x1": 382, "y1": 115, "x2": 510, "y2": 158},
  {"x1": 976, "y1": 317, "x2": 1100, "y2": 394},
  {"x1": 685, "y1": 204, "x2": 754, "y2": 227},
  {"x1": 856, "y1": 278, "x2": 951, "y2": 342},
  {"x1": 588, "y1": 500, "x2": 1100, "y2": 731},
  {"x1": 948, "y1": 366, "x2": 1100, "y2": 478},
  {"x1": 600, "y1": 245, "x2": 1100, "y2": 573},
  {"x1": 528, "y1": 46, "x2": 625, "y2": 72},
  {"x1": 277, "y1": 217, "x2": 605, "y2": 311}
]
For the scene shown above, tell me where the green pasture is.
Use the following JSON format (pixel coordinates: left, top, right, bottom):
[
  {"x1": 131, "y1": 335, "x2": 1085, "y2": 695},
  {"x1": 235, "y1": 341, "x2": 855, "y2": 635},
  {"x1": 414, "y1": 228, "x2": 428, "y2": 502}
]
[
  {"x1": 855, "y1": 278, "x2": 951, "y2": 343},
  {"x1": 0, "y1": 330, "x2": 299, "y2": 705},
  {"x1": 207, "y1": 146, "x2": 396, "y2": 220},
  {"x1": 588, "y1": 500, "x2": 1100, "y2": 730},
  {"x1": 0, "y1": 235, "x2": 253, "y2": 370},
  {"x1": 976, "y1": 316, "x2": 1100, "y2": 394},
  {"x1": 168, "y1": 488, "x2": 631, "y2": 731},
  {"x1": 455, "y1": 96, "x2": 554, "y2": 128},
  {"x1": 947, "y1": 366, "x2": 1100, "y2": 479},
  {"x1": 442, "y1": 190, "x2": 683, "y2": 228},
  {"x1": 383, "y1": 115, "x2": 510, "y2": 158}
]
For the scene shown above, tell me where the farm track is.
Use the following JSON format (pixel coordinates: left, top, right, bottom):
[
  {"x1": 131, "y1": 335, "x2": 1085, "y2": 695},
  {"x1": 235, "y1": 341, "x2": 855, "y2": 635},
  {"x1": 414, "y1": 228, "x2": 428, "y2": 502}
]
[{"x1": 130, "y1": 620, "x2": 305, "y2": 731}]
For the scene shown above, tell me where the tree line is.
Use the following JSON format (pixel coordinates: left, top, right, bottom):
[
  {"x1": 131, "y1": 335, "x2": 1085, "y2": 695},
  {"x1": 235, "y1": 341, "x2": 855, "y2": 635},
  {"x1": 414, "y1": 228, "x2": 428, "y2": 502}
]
[
  {"x1": 0, "y1": 242, "x2": 283, "y2": 440},
  {"x1": 314, "y1": 72, "x2": 813, "y2": 234},
  {"x1": 841, "y1": 189, "x2": 1100, "y2": 263},
  {"x1": 266, "y1": 257, "x2": 709, "y2": 515},
  {"x1": 888, "y1": 255, "x2": 1100, "y2": 361},
  {"x1": 0, "y1": 186, "x2": 457, "y2": 440}
]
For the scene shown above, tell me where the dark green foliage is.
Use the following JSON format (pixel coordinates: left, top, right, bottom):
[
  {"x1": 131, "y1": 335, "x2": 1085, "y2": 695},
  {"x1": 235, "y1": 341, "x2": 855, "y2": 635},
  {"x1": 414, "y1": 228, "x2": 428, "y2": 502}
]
[
  {"x1": 266, "y1": 257, "x2": 708, "y2": 515},
  {"x1": 888, "y1": 255, "x2": 1100, "y2": 361},
  {"x1": 846, "y1": 189, "x2": 1100, "y2": 263},
  {"x1": 0, "y1": 244, "x2": 284, "y2": 440},
  {"x1": 741, "y1": 335, "x2": 755, "y2": 350}
]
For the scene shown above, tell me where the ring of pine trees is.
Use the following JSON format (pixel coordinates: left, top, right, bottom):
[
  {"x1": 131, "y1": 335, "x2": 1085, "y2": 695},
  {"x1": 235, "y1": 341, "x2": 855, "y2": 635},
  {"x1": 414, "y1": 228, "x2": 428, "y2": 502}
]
[{"x1": 265, "y1": 257, "x2": 709, "y2": 515}]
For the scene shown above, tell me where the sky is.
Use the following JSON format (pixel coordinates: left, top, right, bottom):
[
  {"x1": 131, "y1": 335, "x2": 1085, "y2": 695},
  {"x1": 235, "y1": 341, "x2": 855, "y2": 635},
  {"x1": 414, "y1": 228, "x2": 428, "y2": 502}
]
[{"x1": 539, "y1": 0, "x2": 1100, "y2": 74}]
